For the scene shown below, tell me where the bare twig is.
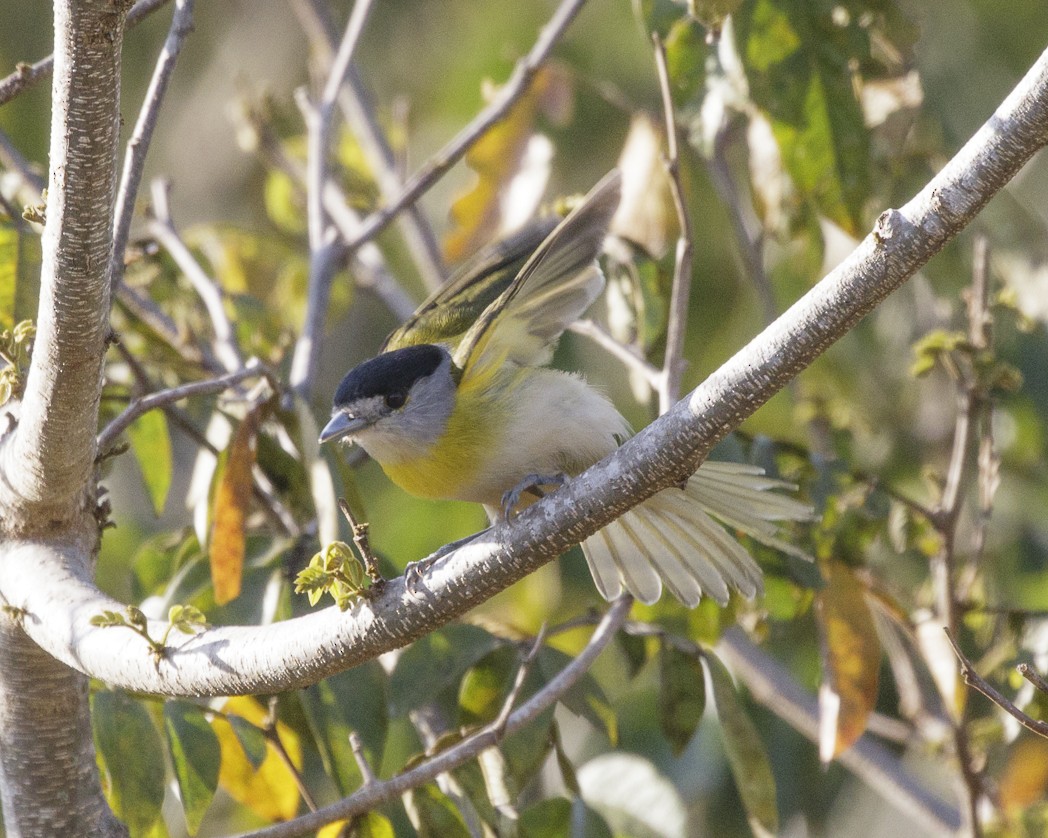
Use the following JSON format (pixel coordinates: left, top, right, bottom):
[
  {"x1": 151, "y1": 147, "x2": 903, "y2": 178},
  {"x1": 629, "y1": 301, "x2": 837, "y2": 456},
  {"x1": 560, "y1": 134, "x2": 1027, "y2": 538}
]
[
  {"x1": 946, "y1": 630, "x2": 1048, "y2": 740},
  {"x1": 111, "y1": 0, "x2": 196, "y2": 289},
  {"x1": 97, "y1": 363, "x2": 265, "y2": 454},
  {"x1": 264, "y1": 697, "x2": 319, "y2": 812},
  {"x1": 233, "y1": 596, "x2": 631, "y2": 838},
  {"x1": 651, "y1": 33, "x2": 695, "y2": 414},
  {"x1": 337, "y1": 0, "x2": 592, "y2": 258},
  {"x1": 0, "y1": 129, "x2": 45, "y2": 195},
  {"x1": 147, "y1": 178, "x2": 244, "y2": 373},
  {"x1": 568, "y1": 319, "x2": 661, "y2": 386},
  {"x1": 489, "y1": 624, "x2": 548, "y2": 737},
  {"x1": 0, "y1": 0, "x2": 172, "y2": 107},
  {"x1": 337, "y1": 498, "x2": 383, "y2": 586},
  {"x1": 1018, "y1": 662, "x2": 1048, "y2": 696},
  {"x1": 348, "y1": 731, "x2": 377, "y2": 785}
]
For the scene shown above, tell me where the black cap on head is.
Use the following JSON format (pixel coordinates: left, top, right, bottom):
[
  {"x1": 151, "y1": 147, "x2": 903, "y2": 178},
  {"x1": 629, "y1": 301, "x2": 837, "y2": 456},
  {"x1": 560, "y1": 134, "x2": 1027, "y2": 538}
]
[{"x1": 333, "y1": 344, "x2": 446, "y2": 408}]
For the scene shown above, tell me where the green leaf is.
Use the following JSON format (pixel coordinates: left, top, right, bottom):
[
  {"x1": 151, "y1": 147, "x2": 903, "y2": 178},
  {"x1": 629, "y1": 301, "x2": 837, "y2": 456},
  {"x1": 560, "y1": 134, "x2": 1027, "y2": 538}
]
[
  {"x1": 92, "y1": 691, "x2": 166, "y2": 836},
  {"x1": 344, "y1": 812, "x2": 396, "y2": 838},
  {"x1": 405, "y1": 783, "x2": 472, "y2": 838},
  {"x1": 520, "y1": 797, "x2": 613, "y2": 838},
  {"x1": 227, "y1": 714, "x2": 268, "y2": 769},
  {"x1": 163, "y1": 701, "x2": 220, "y2": 835},
  {"x1": 457, "y1": 645, "x2": 518, "y2": 727},
  {"x1": 128, "y1": 409, "x2": 173, "y2": 517},
  {"x1": 705, "y1": 650, "x2": 779, "y2": 835},
  {"x1": 389, "y1": 624, "x2": 501, "y2": 716},
  {"x1": 299, "y1": 661, "x2": 388, "y2": 794},
  {"x1": 658, "y1": 641, "x2": 706, "y2": 755}
]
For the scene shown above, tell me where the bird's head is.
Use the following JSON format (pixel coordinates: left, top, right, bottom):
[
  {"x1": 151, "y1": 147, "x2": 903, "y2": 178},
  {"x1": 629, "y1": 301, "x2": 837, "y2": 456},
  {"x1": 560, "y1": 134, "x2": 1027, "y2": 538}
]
[{"x1": 319, "y1": 344, "x2": 457, "y2": 462}]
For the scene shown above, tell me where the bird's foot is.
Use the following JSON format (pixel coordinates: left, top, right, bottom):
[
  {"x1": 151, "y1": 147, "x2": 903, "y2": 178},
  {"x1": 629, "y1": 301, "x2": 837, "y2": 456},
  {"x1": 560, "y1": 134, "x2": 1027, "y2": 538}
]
[
  {"x1": 403, "y1": 530, "x2": 489, "y2": 595},
  {"x1": 501, "y1": 472, "x2": 569, "y2": 521}
]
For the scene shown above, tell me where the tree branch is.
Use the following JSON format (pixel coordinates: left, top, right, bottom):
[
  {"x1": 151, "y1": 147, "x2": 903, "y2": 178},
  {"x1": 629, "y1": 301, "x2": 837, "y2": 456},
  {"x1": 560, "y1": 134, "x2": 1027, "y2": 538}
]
[{"x1": 0, "y1": 42, "x2": 1046, "y2": 701}]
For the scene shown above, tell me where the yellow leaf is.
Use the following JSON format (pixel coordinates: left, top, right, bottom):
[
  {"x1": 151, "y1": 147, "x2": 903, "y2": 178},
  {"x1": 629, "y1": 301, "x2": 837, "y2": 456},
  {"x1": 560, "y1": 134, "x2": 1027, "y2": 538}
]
[
  {"x1": 317, "y1": 821, "x2": 350, "y2": 838},
  {"x1": 212, "y1": 697, "x2": 301, "y2": 822},
  {"x1": 815, "y1": 561, "x2": 881, "y2": 762},
  {"x1": 999, "y1": 737, "x2": 1048, "y2": 814},
  {"x1": 209, "y1": 410, "x2": 259, "y2": 604},
  {"x1": 444, "y1": 65, "x2": 572, "y2": 263}
]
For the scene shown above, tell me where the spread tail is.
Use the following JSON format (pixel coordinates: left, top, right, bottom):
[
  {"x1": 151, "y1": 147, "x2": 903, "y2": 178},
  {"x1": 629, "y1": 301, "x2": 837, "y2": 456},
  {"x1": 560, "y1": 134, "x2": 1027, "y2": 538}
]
[{"x1": 581, "y1": 461, "x2": 812, "y2": 607}]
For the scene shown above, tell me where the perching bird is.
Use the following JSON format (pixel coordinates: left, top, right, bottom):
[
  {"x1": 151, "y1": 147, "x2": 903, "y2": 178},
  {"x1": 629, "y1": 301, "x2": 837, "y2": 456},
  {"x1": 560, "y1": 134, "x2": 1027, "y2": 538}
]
[{"x1": 320, "y1": 171, "x2": 810, "y2": 606}]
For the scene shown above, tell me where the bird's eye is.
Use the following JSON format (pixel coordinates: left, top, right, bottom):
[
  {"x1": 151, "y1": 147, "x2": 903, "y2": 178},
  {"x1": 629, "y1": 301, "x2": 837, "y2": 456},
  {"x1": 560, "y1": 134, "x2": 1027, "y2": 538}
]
[{"x1": 385, "y1": 392, "x2": 406, "y2": 410}]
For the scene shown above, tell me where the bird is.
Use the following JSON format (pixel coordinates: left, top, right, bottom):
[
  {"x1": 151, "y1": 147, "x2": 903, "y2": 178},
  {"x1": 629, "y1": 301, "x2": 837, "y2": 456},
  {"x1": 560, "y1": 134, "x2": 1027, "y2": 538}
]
[{"x1": 319, "y1": 170, "x2": 811, "y2": 607}]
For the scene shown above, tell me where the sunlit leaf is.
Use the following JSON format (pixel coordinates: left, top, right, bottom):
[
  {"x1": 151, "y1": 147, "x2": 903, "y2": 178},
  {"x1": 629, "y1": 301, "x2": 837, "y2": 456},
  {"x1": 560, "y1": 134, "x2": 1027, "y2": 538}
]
[
  {"x1": 92, "y1": 691, "x2": 166, "y2": 836},
  {"x1": 658, "y1": 641, "x2": 706, "y2": 755},
  {"x1": 209, "y1": 409, "x2": 261, "y2": 604},
  {"x1": 1000, "y1": 737, "x2": 1048, "y2": 815},
  {"x1": 0, "y1": 217, "x2": 41, "y2": 330},
  {"x1": 457, "y1": 645, "x2": 517, "y2": 727},
  {"x1": 336, "y1": 812, "x2": 396, "y2": 838},
  {"x1": 404, "y1": 782, "x2": 472, "y2": 838},
  {"x1": 814, "y1": 560, "x2": 881, "y2": 762},
  {"x1": 163, "y1": 701, "x2": 220, "y2": 835},
  {"x1": 128, "y1": 409, "x2": 173, "y2": 517},
  {"x1": 212, "y1": 696, "x2": 301, "y2": 822},
  {"x1": 705, "y1": 650, "x2": 778, "y2": 836},
  {"x1": 577, "y1": 752, "x2": 688, "y2": 837},
  {"x1": 539, "y1": 647, "x2": 617, "y2": 743},
  {"x1": 444, "y1": 65, "x2": 571, "y2": 262}
]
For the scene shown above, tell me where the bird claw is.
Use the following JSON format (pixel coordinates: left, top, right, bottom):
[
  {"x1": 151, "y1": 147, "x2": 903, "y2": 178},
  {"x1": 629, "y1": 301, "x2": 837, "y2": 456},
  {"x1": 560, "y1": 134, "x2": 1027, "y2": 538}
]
[
  {"x1": 501, "y1": 472, "x2": 569, "y2": 521},
  {"x1": 403, "y1": 531, "x2": 487, "y2": 595}
]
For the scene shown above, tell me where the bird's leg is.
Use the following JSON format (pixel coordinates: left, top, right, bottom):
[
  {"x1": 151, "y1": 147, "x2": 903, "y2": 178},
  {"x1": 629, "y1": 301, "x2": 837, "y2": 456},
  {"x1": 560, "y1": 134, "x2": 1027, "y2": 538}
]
[
  {"x1": 501, "y1": 472, "x2": 569, "y2": 521},
  {"x1": 403, "y1": 529, "x2": 491, "y2": 594}
]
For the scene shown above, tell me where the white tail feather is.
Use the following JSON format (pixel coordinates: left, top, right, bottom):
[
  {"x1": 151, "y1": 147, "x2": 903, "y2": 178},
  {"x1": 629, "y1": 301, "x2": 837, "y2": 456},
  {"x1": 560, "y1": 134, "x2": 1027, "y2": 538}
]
[{"x1": 580, "y1": 461, "x2": 812, "y2": 606}]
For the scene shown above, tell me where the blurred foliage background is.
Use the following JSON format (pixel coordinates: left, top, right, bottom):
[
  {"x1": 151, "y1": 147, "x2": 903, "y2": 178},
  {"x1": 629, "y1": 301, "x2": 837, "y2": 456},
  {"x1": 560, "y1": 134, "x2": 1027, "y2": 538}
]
[{"x1": 4, "y1": 0, "x2": 1048, "y2": 836}]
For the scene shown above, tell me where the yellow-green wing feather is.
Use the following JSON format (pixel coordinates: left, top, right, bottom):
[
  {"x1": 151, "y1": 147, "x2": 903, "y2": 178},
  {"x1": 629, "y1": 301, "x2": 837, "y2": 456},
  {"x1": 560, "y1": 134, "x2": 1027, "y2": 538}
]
[
  {"x1": 382, "y1": 219, "x2": 558, "y2": 352},
  {"x1": 453, "y1": 170, "x2": 622, "y2": 375}
]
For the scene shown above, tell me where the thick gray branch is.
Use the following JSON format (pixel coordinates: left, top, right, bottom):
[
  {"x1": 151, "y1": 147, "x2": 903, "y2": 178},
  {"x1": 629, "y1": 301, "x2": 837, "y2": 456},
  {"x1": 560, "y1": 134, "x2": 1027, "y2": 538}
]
[
  {"x1": 0, "y1": 44, "x2": 1046, "y2": 698},
  {"x1": 1, "y1": 0, "x2": 130, "y2": 515}
]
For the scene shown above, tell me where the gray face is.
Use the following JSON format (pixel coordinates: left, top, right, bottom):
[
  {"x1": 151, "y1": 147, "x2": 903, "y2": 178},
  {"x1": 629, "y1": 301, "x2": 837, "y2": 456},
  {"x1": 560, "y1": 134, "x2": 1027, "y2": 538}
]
[{"x1": 320, "y1": 344, "x2": 457, "y2": 463}]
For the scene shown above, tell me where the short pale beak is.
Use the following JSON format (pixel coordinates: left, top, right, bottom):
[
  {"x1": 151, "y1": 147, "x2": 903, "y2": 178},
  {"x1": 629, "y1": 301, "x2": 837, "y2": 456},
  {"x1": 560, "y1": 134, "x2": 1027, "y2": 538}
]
[{"x1": 319, "y1": 413, "x2": 368, "y2": 444}]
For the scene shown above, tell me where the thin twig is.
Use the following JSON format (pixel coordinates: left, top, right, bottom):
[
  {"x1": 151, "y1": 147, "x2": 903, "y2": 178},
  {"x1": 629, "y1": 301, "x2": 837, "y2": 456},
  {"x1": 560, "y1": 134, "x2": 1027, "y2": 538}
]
[
  {"x1": 110, "y1": 0, "x2": 196, "y2": 290},
  {"x1": 148, "y1": 178, "x2": 244, "y2": 373},
  {"x1": 336, "y1": 0, "x2": 592, "y2": 259},
  {"x1": 263, "y1": 697, "x2": 319, "y2": 813},
  {"x1": 651, "y1": 33, "x2": 695, "y2": 414},
  {"x1": 946, "y1": 630, "x2": 1048, "y2": 740},
  {"x1": 0, "y1": 0, "x2": 173, "y2": 107},
  {"x1": 489, "y1": 623, "x2": 548, "y2": 737},
  {"x1": 568, "y1": 319, "x2": 661, "y2": 386},
  {"x1": 97, "y1": 363, "x2": 265, "y2": 454},
  {"x1": 337, "y1": 498, "x2": 383, "y2": 585},
  {"x1": 348, "y1": 731, "x2": 377, "y2": 785},
  {"x1": 233, "y1": 595, "x2": 631, "y2": 838},
  {"x1": 1018, "y1": 663, "x2": 1048, "y2": 696},
  {"x1": 0, "y1": 128, "x2": 45, "y2": 195}
]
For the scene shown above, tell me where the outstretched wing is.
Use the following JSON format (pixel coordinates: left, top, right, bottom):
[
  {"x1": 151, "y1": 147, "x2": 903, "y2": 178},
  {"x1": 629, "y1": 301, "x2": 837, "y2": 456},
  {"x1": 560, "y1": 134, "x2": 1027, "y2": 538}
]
[
  {"x1": 382, "y1": 220, "x2": 558, "y2": 352},
  {"x1": 452, "y1": 170, "x2": 622, "y2": 375}
]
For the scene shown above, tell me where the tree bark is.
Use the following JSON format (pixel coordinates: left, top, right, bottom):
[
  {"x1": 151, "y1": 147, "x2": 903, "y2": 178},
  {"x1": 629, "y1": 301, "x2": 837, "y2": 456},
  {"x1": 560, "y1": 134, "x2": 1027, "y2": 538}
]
[{"x1": 0, "y1": 0, "x2": 132, "y2": 834}]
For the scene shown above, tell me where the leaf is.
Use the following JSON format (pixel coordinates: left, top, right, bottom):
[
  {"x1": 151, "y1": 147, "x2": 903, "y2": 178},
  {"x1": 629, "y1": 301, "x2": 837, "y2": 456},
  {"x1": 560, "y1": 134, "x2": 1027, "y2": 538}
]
[
  {"x1": 658, "y1": 641, "x2": 706, "y2": 755},
  {"x1": 520, "y1": 797, "x2": 613, "y2": 838},
  {"x1": 299, "y1": 661, "x2": 388, "y2": 795},
  {"x1": 705, "y1": 650, "x2": 778, "y2": 836},
  {"x1": 209, "y1": 410, "x2": 260, "y2": 605},
  {"x1": 163, "y1": 701, "x2": 220, "y2": 835},
  {"x1": 338, "y1": 812, "x2": 396, "y2": 838},
  {"x1": 227, "y1": 714, "x2": 268, "y2": 769},
  {"x1": 814, "y1": 559, "x2": 881, "y2": 762},
  {"x1": 738, "y1": 0, "x2": 873, "y2": 235},
  {"x1": 389, "y1": 624, "x2": 501, "y2": 716},
  {"x1": 92, "y1": 690, "x2": 166, "y2": 836},
  {"x1": 457, "y1": 645, "x2": 518, "y2": 727},
  {"x1": 0, "y1": 216, "x2": 41, "y2": 330},
  {"x1": 212, "y1": 696, "x2": 301, "y2": 822},
  {"x1": 444, "y1": 64, "x2": 571, "y2": 262},
  {"x1": 404, "y1": 783, "x2": 472, "y2": 838},
  {"x1": 577, "y1": 752, "x2": 687, "y2": 837},
  {"x1": 128, "y1": 409, "x2": 173, "y2": 517},
  {"x1": 999, "y1": 737, "x2": 1048, "y2": 815}
]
